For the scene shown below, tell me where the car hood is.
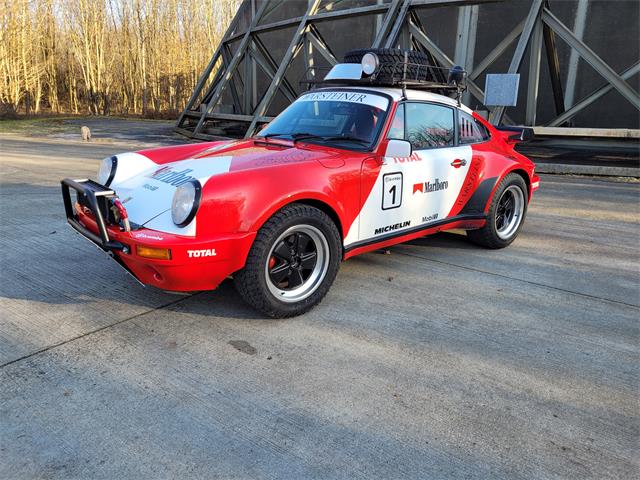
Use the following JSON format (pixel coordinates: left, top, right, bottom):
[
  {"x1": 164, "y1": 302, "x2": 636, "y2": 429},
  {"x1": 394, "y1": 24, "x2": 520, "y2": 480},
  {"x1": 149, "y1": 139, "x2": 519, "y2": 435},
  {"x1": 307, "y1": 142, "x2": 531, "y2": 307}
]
[
  {"x1": 192, "y1": 140, "x2": 344, "y2": 170},
  {"x1": 110, "y1": 141, "x2": 341, "y2": 234}
]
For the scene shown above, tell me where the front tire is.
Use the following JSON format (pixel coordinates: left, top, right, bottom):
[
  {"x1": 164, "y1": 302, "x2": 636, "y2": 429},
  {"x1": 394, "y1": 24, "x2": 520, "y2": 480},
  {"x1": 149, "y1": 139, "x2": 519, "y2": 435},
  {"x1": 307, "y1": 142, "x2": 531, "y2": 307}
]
[
  {"x1": 466, "y1": 173, "x2": 528, "y2": 249},
  {"x1": 234, "y1": 204, "x2": 341, "y2": 318}
]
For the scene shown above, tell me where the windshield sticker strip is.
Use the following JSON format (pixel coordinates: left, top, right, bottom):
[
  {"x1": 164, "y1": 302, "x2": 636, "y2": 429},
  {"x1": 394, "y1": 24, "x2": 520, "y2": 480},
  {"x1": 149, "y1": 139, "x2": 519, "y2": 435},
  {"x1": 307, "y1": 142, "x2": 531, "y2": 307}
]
[{"x1": 298, "y1": 91, "x2": 389, "y2": 111}]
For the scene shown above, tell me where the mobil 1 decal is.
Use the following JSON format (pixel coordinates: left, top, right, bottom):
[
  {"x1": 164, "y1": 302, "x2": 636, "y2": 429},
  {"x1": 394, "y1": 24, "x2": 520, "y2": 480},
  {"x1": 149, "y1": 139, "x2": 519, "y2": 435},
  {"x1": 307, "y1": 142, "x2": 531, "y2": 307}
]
[{"x1": 382, "y1": 172, "x2": 402, "y2": 210}]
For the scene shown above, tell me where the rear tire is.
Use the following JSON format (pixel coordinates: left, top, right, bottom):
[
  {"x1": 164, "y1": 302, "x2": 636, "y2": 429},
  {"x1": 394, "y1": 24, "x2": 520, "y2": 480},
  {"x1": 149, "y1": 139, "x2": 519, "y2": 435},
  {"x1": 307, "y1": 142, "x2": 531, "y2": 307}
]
[
  {"x1": 234, "y1": 204, "x2": 341, "y2": 318},
  {"x1": 466, "y1": 173, "x2": 528, "y2": 249}
]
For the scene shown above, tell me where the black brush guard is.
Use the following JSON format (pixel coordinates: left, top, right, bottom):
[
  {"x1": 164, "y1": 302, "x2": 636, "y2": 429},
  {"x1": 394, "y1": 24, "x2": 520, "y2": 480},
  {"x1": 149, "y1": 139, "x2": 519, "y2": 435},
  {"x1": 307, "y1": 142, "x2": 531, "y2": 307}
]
[{"x1": 61, "y1": 178, "x2": 126, "y2": 252}]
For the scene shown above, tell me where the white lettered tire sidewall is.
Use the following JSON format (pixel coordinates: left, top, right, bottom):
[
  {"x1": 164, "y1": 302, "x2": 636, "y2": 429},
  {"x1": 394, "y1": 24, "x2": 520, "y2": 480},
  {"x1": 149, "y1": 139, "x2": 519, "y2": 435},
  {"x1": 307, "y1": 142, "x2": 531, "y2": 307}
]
[{"x1": 234, "y1": 204, "x2": 342, "y2": 318}]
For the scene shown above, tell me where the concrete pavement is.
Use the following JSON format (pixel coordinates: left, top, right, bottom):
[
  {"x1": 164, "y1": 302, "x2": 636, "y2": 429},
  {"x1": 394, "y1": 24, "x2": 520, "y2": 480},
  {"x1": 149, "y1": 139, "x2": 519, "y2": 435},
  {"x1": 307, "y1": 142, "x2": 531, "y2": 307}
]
[{"x1": 0, "y1": 129, "x2": 638, "y2": 479}]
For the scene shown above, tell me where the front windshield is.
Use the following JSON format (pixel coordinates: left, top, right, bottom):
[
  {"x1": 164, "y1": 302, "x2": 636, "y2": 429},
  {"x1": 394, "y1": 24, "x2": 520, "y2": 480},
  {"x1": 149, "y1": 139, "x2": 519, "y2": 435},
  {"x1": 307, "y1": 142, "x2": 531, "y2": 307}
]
[{"x1": 258, "y1": 90, "x2": 390, "y2": 150}]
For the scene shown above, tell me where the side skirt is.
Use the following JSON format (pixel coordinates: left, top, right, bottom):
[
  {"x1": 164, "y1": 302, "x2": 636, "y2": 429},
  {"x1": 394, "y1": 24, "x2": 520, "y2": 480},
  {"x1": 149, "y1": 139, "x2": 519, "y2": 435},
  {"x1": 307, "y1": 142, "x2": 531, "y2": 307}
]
[{"x1": 344, "y1": 213, "x2": 487, "y2": 257}]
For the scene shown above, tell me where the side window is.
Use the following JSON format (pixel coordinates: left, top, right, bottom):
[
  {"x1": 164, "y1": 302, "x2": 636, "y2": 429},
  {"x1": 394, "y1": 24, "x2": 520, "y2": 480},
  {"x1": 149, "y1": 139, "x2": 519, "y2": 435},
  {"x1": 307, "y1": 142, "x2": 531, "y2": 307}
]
[
  {"x1": 405, "y1": 103, "x2": 454, "y2": 149},
  {"x1": 459, "y1": 111, "x2": 491, "y2": 144},
  {"x1": 386, "y1": 104, "x2": 405, "y2": 140}
]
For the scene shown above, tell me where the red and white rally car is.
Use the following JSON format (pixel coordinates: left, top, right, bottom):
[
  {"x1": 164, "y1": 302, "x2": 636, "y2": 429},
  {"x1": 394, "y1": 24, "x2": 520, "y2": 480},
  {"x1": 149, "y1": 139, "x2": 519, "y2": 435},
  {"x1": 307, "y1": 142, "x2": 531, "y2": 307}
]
[{"x1": 61, "y1": 49, "x2": 539, "y2": 317}]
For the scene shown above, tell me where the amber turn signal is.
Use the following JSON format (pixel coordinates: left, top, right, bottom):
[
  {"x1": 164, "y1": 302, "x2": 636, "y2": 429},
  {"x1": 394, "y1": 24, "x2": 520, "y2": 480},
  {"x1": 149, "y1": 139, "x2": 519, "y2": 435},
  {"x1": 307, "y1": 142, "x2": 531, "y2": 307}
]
[{"x1": 137, "y1": 245, "x2": 171, "y2": 260}]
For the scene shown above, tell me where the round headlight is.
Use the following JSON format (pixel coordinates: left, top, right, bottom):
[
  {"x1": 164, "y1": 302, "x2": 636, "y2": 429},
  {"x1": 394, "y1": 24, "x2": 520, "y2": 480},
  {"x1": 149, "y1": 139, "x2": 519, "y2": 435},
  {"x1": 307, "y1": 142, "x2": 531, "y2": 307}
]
[
  {"x1": 171, "y1": 181, "x2": 201, "y2": 227},
  {"x1": 361, "y1": 53, "x2": 379, "y2": 76},
  {"x1": 97, "y1": 156, "x2": 117, "y2": 186}
]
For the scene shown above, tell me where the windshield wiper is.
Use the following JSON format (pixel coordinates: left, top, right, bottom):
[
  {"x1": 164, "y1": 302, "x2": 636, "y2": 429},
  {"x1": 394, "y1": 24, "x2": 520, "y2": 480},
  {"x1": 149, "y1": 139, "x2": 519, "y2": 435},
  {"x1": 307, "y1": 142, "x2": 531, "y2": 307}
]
[
  {"x1": 321, "y1": 135, "x2": 369, "y2": 145},
  {"x1": 289, "y1": 133, "x2": 326, "y2": 143},
  {"x1": 256, "y1": 132, "x2": 320, "y2": 142},
  {"x1": 259, "y1": 133, "x2": 288, "y2": 138},
  {"x1": 291, "y1": 133, "x2": 370, "y2": 146},
  {"x1": 259, "y1": 132, "x2": 370, "y2": 147}
]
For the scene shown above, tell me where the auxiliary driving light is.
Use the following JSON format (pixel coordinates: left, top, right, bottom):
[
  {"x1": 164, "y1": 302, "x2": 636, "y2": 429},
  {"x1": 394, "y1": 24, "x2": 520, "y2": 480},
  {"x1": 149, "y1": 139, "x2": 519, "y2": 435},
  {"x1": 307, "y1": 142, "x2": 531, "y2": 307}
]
[
  {"x1": 361, "y1": 53, "x2": 379, "y2": 76},
  {"x1": 97, "y1": 156, "x2": 118, "y2": 186},
  {"x1": 137, "y1": 245, "x2": 172, "y2": 260}
]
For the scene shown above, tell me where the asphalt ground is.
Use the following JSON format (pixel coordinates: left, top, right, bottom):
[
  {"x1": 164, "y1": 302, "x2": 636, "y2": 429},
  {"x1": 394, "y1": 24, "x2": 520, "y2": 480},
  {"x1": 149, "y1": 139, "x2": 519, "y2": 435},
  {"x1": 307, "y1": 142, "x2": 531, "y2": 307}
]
[{"x1": 1, "y1": 128, "x2": 639, "y2": 479}]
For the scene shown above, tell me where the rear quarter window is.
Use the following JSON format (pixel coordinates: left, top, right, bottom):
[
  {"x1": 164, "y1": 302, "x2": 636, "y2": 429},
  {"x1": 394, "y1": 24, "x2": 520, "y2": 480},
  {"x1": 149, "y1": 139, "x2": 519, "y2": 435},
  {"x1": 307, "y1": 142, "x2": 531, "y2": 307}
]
[{"x1": 459, "y1": 111, "x2": 491, "y2": 144}]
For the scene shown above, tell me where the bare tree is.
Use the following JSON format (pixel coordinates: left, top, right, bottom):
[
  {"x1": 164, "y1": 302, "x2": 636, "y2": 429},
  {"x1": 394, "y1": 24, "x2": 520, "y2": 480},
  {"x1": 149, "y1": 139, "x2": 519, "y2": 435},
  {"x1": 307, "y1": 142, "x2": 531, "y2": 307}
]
[{"x1": 0, "y1": 0, "x2": 239, "y2": 116}]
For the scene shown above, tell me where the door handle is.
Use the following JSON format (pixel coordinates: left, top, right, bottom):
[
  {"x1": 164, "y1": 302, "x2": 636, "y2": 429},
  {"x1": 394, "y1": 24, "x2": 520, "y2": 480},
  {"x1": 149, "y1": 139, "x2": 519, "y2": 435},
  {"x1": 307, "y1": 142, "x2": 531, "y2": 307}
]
[{"x1": 451, "y1": 159, "x2": 467, "y2": 168}]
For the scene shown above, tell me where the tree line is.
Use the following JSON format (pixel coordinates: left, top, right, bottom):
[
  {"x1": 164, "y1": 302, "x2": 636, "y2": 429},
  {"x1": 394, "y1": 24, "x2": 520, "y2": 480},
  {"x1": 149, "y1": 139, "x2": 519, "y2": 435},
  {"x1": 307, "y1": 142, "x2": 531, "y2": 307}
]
[{"x1": 0, "y1": 0, "x2": 239, "y2": 117}]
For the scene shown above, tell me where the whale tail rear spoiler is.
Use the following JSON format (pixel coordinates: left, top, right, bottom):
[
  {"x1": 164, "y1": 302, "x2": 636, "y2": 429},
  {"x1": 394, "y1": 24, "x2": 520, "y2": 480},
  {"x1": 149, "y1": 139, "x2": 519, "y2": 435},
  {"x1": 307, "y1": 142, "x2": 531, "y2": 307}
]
[{"x1": 494, "y1": 126, "x2": 534, "y2": 144}]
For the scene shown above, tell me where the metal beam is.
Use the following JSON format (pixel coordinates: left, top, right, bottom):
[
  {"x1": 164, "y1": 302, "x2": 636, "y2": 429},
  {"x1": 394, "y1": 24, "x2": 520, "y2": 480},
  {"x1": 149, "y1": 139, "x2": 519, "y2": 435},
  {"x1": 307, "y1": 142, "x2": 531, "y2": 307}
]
[
  {"x1": 306, "y1": 29, "x2": 338, "y2": 66},
  {"x1": 409, "y1": 0, "x2": 497, "y2": 6},
  {"x1": 454, "y1": 5, "x2": 479, "y2": 68},
  {"x1": 489, "y1": 4, "x2": 544, "y2": 121},
  {"x1": 454, "y1": 5, "x2": 479, "y2": 104},
  {"x1": 251, "y1": 35, "x2": 298, "y2": 102},
  {"x1": 408, "y1": 21, "x2": 485, "y2": 105},
  {"x1": 201, "y1": 112, "x2": 273, "y2": 123},
  {"x1": 542, "y1": 8, "x2": 640, "y2": 110},
  {"x1": 542, "y1": 12, "x2": 565, "y2": 117},
  {"x1": 221, "y1": 45, "x2": 244, "y2": 113},
  {"x1": 243, "y1": 47, "x2": 253, "y2": 113},
  {"x1": 470, "y1": 20, "x2": 524, "y2": 80},
  {"x1": 246, "y1": 0, "x2": 322, "y2": 137},
  {"x1": 175, "y1": 4, "x2": 244, "y2": 127},
  {"x1": 548, "y1": 62, "x2": 640, "y2": 127},
  {"x1": 408, "y1": 11, "x2": 447, "y2": 83},
  {"x1": 373, "y1": 0, "x2": 402, "y2": 48},
  {"x1": 564, "y1": 0, "x2": 589, "y2": 109},
  {"x1": 489, "y1": 0, "x2": 544, "y2": 123},
  {"x1": 193, "y1": 0, "x2": 270, "y2": 135},
  {"x1": 385, "y1": 0, "x2": 411, "y2": 48},
  {"x1": 525, "y1": 20, "x2": 543, "y2": 125},
  {"x1": 226, "y1": 2, "x2": 392, "y2": 41}
]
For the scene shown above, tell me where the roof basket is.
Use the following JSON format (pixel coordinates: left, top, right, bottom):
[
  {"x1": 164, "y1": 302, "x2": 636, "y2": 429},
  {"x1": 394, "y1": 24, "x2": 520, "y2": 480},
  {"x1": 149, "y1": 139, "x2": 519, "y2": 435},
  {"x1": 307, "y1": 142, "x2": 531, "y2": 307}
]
[{"x1": 300, "y1": 49, "x2": 467, "y2": 104}]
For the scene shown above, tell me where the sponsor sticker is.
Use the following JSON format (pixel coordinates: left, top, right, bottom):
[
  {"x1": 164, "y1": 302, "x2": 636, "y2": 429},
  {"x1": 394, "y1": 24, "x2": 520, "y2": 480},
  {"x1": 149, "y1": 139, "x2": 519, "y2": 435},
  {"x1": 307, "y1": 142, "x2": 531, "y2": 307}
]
[
  {"x1": 374, "y1": 220, "x2": 411, "y2": 236},
  {"x1": 382, "y1": 172, "x2": 403, "y2": 210},
  {"x1": 391, "y1": 152, "x2": 422, "y2": 163},
  {"x1": 298, "y1": 91, "x2": 389, "y2": 110},
  {"x1": 133, "y1": 232, "x2": 164, "y2": 241},
  {"x1": 413, "y1": 178, "x2": 449, "y2": 194},
  {"x1": 146, "y1": 167, "x2": 197, "y2": 187},
  {"x1": 187, "y1": 249, "x2": 216, "y2": 258}
]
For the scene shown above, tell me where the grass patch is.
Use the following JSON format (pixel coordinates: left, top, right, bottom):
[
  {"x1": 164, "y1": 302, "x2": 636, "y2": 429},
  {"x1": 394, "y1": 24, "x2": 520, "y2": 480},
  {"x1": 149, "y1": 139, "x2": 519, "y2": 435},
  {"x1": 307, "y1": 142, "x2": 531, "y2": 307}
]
[{"x1": 0, "y1": 116, "x2": 83, "y2": 135}]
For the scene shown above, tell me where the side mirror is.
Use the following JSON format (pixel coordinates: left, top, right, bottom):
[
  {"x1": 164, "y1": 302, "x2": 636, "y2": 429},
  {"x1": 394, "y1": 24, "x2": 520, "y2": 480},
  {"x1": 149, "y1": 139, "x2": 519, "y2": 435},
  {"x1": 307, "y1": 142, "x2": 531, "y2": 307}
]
[{"x1": 384, "y1": 139, "x2": 412, "y2": 159}]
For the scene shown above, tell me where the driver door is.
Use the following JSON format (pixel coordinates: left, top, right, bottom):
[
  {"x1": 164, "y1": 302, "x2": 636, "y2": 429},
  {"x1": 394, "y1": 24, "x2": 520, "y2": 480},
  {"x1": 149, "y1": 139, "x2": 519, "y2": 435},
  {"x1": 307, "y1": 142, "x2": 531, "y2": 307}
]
[{"x1": 352, "y1": 101, "x2": 472, "y2": 244}]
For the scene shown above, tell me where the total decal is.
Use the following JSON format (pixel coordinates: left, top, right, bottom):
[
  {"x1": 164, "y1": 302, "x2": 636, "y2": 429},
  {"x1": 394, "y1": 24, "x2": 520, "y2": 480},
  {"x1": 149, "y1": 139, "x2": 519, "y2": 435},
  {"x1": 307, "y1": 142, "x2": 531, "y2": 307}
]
[
  {"x1": 390, "y1": 152, "x2": 423, "y2": 164},
  {"x1": 343, "y1": 145, "x2": 472, "y2": 246},
  {"x1": 187, "y1": 248, "x2": 216, "y2": 258},
  {"x1": 107, "y1": 152, "x2": 233, "y2": 237}
]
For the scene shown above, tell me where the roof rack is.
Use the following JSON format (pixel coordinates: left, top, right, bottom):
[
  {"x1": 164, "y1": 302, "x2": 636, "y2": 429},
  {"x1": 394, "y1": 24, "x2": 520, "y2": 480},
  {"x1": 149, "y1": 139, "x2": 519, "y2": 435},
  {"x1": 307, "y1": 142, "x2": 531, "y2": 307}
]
[{"x1": 300, "y1": 55, "x2": 467, "y2": 105}]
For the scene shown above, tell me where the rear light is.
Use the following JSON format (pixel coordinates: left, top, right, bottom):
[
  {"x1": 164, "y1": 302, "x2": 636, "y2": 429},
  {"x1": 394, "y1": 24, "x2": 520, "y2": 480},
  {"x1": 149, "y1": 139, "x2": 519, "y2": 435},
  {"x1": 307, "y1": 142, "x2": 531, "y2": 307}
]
[{"x1": 137, "y1": 245, "x2": 172, "y2": 260}]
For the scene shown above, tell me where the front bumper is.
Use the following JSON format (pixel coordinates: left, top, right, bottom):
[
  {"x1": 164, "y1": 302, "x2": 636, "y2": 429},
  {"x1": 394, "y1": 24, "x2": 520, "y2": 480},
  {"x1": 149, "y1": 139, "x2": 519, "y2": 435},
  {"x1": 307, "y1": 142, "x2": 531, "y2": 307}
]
[
  {"x1": 61, "y1": 178, "x2": 256, "y2": 291},
  {"x1": 531, "y1": 174, "x2": 541, "y2": 193}
]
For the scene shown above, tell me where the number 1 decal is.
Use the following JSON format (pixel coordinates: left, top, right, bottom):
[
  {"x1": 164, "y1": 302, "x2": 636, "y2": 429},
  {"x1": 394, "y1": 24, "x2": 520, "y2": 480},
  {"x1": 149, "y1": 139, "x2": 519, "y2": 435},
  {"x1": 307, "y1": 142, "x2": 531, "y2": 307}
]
[{"x1": 382, "y1": 172, "x2": 403, "y2": 210}]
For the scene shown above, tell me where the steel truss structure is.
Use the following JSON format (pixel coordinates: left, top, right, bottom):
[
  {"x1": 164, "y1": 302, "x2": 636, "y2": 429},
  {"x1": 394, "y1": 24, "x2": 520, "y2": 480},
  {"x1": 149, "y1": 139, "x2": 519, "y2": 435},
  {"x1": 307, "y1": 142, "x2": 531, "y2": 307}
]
[{"x1": 176, "y1": 0, "x2": 640, "y2": 140}]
